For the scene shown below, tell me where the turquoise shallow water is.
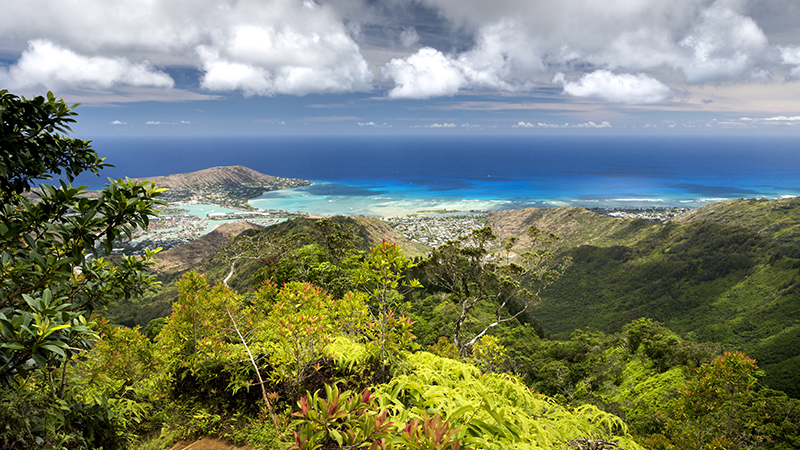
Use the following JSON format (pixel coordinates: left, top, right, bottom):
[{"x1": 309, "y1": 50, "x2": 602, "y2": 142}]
[{"x1": 77, "y1": 135, "x2": 800, "y2": 216}]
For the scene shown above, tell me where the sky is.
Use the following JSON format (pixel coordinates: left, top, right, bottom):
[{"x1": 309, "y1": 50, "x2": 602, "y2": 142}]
[{"x1": 3, "y1": 0, "x2": 800, "y2": 136}]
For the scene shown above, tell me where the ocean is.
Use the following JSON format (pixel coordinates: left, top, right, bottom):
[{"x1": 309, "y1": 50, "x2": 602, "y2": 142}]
[{"x1": 73, "y1": 135, "x2": 800, "y2": 216}]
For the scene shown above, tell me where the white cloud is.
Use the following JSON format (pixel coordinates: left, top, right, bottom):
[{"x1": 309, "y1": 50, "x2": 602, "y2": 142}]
[
  {"x1": 410, "y1": 0, "x2": 776, "y2": 92},
  {"x1": 512, "y1": 122, "x2": 535, "y2": 128},
  {"x1": 740, "y1": 116, "x2": 800, "y2": 125},
  {"x1": 383, "y1": 47, "x2": 465, "y2": 99},
  {"x1": 110, "y1": 120, "x2": 127, "y2": 125},
  {"x1": 0, "y1": 0, "x2": 370, "y2": 96},
  {"x1": 144, "y1": 120, "x2": 189, "y2": 125},
  {"x1": 576, "y1": 121, "x2": 612, "y2": 128},
  {"x1": 0, "y1": 40, "x2": 173, "y2": 91},
  {"x1": 382, "y1": 21, "x2": 537, "y2": 98},
  {"x1": 676, "y1": 2, "x2": 768, "y2": 83},
  {"x1": 424, "y1": 122, "x2": 456, "y2": 128},
  {"x1": 763, "y1": 116, "x2": 800, "y2": 121},
  {"x1": 554, "y1": 70, "x2": 671, "y2": 104},
  {"x1": 196, "y1": 47, "x2": 274, "y2": 97},
  {"x1": 780, "y1": 46, "x2": 800, "y2": 79},
  {"x1": 358, "y1": 121, "x2": 376, "y2": 126},
  {"x1": 199, "y1": 21, "x2": 372, "y2": 96},
  {"x1": 0, "y1": 0, "x2": 792, "y2": 102}
]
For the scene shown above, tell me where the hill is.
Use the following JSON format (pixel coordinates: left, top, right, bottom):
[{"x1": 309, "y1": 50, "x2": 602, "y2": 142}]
[
  {"x1": 260, "y1": 216, "x2": 430, "y2": 258},
  {"x1": 493, "y1": 200, "x2": 800, "y2": 396},
  {"x1": 132, "y1": 165, "x2": 292, "y2": 189},
  {"x1": 672, "y1": 196, "x2": 800, "y2": 243},
  {"x1": 153, "y1": 221, "x2": 264, "y2": 274},
  {"x1": 131, "y1": 165, "x2": 312, "y2": 208},
  {"x1": 122, "y1": 197, "x2": 800, "y2": 395},
  {"x1": 488, "y1": 206, "x2": 655, "y2": 251},
  {"x1": 111, "y1": 215, "x2": 431, "y2": 331}
]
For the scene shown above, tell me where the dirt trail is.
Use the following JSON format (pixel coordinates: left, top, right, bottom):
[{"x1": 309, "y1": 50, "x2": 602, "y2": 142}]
[{"x1": 169, "y1": 437, "x2": 252, "y2": 450}]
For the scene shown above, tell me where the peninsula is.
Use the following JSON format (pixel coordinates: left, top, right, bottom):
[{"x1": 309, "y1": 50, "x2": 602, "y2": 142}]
[{"x1": 132, "y1": 165, "x2": 312, "y2": 210}]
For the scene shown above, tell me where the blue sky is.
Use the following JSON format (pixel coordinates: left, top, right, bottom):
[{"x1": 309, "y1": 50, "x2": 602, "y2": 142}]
[{"x1": 3, "y1": 0, "x2": 800, "y2": 136}]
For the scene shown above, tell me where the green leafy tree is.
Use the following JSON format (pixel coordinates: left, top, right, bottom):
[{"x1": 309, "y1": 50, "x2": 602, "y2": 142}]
[
  {"x1": 353, "y1": 240, "x2": 421, "y2": 379},
  {"x1": 654, "y1": 352, "x2": 766, "y2": 450},
  {"x1": 422, "y1": 226, "x2": 570, "y2": 355},
  {"x1": 0, "y1": 90, "x2": 164, "y2": 447}
]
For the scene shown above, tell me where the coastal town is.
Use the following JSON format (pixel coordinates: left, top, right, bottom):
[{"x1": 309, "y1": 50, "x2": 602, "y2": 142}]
[
  {"x1": 119, "y1": 200, "x2": 691, "y2": 256},
  {"x1": 381, "y1": 214, "x2": 487, "y2": 247},
  {"x1": 111, "y1": 165, "x2": 700, "y2": 254}
]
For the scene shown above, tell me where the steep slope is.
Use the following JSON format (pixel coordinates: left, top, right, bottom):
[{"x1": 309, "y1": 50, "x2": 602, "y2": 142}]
[
  {"x1": 671, "y1": 197, "x2": 800, "y2": 243},
  {"x1": 509, "y1": 201, "x2": 800, "y2": 396},
  {"x1": 488, "y1": 206, "x2": 656, "y2": 251}
]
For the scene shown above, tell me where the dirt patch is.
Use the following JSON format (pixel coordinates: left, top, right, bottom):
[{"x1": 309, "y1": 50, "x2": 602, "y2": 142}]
[{"x1": 169, "y1": 437, "x2": 252, "y2": 450}]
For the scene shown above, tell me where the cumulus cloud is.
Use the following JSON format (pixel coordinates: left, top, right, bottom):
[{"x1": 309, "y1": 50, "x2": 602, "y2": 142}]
[
  {"x1": 0, "y1": 0, "x2": 793, "y2": 102},
  {"x1": 576, "y1": 121, "x2": 612, "y2": 128},
  {"x1": 741, "y1": 115, "x2": 800, "y2": 124},
  {"x1": 110, "y1": 120, "x2": 127, "y2": 125},
  {"x1": 512, "y1": 122, "x2": 535, "y2": 128},
  {"x1": 0, "y1": 0, "x2": 370, "y2": 96},
  {"x1": 780, "y1": 46, "x2": 800, "y2": 78},
  {"x1": 676, "y1": 2, "x2": 768, "y2": 83},
  {"x1": 0, "y1": 40, "x2": 173, "y2": 91},
  {"x1": 383, "y1": 47, "x2": 465, "y2": 99},
  {"x1": 382, "y1": 21, "x2": 536, "y2": 98},
  {"x1": 423, "y1": 122, "x2": 456, "y2": 128},
  {"x1": 381, "y1": 0, "x2": 780, "y2": 98},
  {"x1": 553, "y1": 70, "x2": 671, "y2": 104},
  {"x1": 197, "y1": 19, "x2": 372, "y2": 96}
]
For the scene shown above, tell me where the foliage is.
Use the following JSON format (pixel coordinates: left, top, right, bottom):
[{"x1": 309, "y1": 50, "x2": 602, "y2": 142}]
[
  {"x1": 353, "y1": 240, "x2": 422, "y2": 379},
  {"x1": 428, "y1": 337, "x2": 459, "y2": 360},
  {"x1": 373, "y1": 351, "x2": 643, "y2": 450},
  {"x1": 422, "y1": 226, "x2": 570, "y2": 355},
  {"x1": 661, "y1": 352, "x2": 765, "y2": 449},
  {"x1": 0, "y1": 90, "x2": 164, "y2": 448},
  {"x1": 259, "y1": 282, "x2": 339, "y2": 395},
  {"x1": 469, "y1": 335, "x2": 508, "y2": 374},
  {"x1": 533, "y1": 219, "x2": 800, "y2": 393},
  {"x1": 291, "y1": 384, "x2": 395, "y2": 450}
]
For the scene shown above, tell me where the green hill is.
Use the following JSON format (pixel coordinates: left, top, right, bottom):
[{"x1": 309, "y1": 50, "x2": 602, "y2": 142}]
[
  {"x1": 489, "y1": 200, "x2": 800, "y2": 396},
  {"x1": 111, "y1": 215, "x2": 430, "y2": 330}
]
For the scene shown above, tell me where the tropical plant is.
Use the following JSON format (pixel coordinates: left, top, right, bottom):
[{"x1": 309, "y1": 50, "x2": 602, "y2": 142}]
[{"x1": 0, "y1": 90, "x2": 164, "y2": 448}]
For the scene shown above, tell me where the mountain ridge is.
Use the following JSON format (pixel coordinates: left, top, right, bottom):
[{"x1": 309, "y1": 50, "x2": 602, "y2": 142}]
[{"x1": 131, "y1": 165, "x2": 290, "y2": 189}]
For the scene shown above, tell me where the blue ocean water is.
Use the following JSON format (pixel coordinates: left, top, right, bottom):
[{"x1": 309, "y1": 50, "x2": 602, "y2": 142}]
[{"x1": 73, "y1": 135, "x2": 800, "y2": 216}]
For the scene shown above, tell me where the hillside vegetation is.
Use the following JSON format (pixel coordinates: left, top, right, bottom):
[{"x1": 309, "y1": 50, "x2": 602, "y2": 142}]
[{"x1": 489, "y1": 201, "x2": 800, "y2": 396}]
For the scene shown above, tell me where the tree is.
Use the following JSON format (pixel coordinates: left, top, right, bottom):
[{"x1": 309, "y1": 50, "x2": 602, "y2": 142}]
[
  {"x1": 422, "y1": 225, "x2": 570, "y2": 356},
  {"x1": 352, "y1": 240, "x2": 421, "y2": 379},
  {"x1": 0, "y1": 90, "x2": 165, "y2": 387},
  {"x1": 663, "y1": 352, "x2": 765, "y2": 450}
]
